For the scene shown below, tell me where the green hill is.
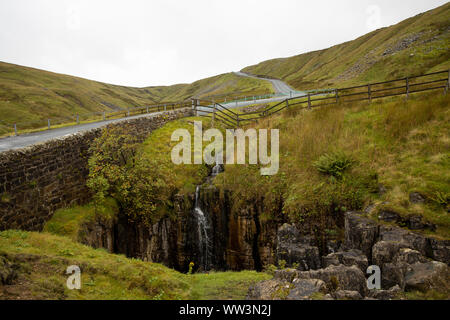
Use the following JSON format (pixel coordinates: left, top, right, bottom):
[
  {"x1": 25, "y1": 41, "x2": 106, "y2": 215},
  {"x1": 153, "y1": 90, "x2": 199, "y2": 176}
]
[
  {"x1": 0, "y1": 62, "x2": 272, "y2": 134},
  {"x1": 242, "y1": 3, "x2": 450, "y2": 90}
]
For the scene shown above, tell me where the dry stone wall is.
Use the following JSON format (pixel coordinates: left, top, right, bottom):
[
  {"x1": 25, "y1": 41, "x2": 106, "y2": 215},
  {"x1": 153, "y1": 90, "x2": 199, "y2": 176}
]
[{"x1": 0, "y1": 109, "x2": 193, "y2": 231}]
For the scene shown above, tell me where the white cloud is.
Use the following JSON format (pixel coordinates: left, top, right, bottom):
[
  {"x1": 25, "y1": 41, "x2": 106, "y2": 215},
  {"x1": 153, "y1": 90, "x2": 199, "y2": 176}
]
[{"x1": 0, "y1": 0, "x2": 447, "y2": 87}]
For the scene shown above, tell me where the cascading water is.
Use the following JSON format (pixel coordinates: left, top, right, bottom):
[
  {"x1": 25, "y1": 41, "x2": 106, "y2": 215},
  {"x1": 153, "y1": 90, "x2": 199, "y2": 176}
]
[{"x1": 194, "y1": 185, "x2": 211, "y2": 271}]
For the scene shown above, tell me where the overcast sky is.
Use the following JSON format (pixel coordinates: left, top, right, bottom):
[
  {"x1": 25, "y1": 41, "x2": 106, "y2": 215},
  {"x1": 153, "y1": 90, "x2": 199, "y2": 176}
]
[{"x1": 0, "y1": 0, "x2": 447, "y2": 87}]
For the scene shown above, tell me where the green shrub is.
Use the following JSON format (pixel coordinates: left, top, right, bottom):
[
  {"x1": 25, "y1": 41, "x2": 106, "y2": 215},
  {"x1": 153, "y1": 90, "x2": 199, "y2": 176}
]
[{"x1": 313, "y1": 151, "x2": 354, "y2": 179}]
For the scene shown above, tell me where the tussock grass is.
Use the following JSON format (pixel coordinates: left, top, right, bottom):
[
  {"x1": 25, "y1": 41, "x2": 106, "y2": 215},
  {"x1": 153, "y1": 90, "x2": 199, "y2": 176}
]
[{"x1": 215, "y1": 92, "x2": 450, "y2": 238}]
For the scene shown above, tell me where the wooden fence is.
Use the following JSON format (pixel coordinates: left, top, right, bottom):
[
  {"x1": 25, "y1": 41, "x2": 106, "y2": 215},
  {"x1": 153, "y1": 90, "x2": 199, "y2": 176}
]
[{"x1": 194, "y1": 70, "x2": 450, "y2": 128}]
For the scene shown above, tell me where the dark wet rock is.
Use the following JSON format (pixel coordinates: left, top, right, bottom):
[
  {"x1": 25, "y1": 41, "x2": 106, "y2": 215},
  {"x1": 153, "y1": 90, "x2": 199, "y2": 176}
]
[
  {"x1": 247, "y1": 280, "x2": 291, "y2": 300},
  {"x1": 344, "y1": 212, "x2": 379, "y2": 259},
  {"x1": 409, "y1": 192, "x2": 426, "y2": 204},
  {"x1": 286, "y1": 279, "x2": 328, "y2": 300},
  {"x1": 326, "y1": 240, "x2": 342, "y2": 254},
  {"x1": 0, "y1": 255, "x2": 18, "y2": 285},
  {"x1": 295, "y1": 264, "x2": 368, "y2": 296},
  {"x1": 430, "y1": 239, "x2": 450, "y2": 265},
  {"x1": 276, "y1": 224, "x2": 321, "y2": 270},
  {"x1": 322, "y1": 249, "x2": 368, "y2": 273},
  {"x1": 404, "y1": 261, "x2": 449, "y2": 292},
  {"x1": 381, "y1": 262, "x2": 408, "y2": 290},
  {"x1": 378, "y1": 226, "x2": 432, "y2": 258},
  {"x1": 378, "y1": 210, "x2": 400, "y2": 223},
  {"x1": 404, "y1": 214, "x2": 436, "y2": 232},
  {"x1": 368, "y1": 285, "x2": 402, "y2": 300},
  {"x1": 333, "y1": 290, "x2": 363, "y2": 300},
  {"x1": 372, "y1": 241, "x2": 409, "y2": 266}
]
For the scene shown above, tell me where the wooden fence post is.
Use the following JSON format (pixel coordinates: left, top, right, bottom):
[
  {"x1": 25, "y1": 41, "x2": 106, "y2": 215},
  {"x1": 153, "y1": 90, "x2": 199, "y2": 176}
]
[
  {"x1": 76, "y1": 114, "x2": 80, "y2": 124},
  {"x1": 285, "y1": 99, "x2": 289, "y2": 109},
  {"x1": 47, "y1": 119, "x2": 51, "y2": 130},
  {"x1": 446, "y1": 69, "x2": 450, "y2": 94},
  {"x1": 368, "y1": 84, "x2": 372, "y2": 103},
  {"x1": 195, "y1": 99, "x2": 198, "y2": 117},
  {"x1": 212, "y1": 102, "x2": 216, "y2": 126},
  {"x1": 335, "y1": 89, "x2": 339, "y2": 103},
  {"x1": 307, "y1": 93, "x2": 311, "y2": 109},
  {"x1": 406, "y1": 77, "x2": 410, "y2": 99},
  {"x1": 14, "y1": 124, "x2": 17, "y2": 136}
]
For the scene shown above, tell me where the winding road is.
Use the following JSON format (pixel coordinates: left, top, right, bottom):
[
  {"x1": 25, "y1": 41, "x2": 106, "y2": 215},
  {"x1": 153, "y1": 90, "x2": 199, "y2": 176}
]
[{"x1": 0, "y1": 73, "x2": 302, "y2": 152}]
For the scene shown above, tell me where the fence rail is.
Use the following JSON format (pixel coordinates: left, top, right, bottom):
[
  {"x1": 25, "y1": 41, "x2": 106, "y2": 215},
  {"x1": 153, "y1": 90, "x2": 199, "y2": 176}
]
[
  {"x1": 3, "y1": 100, "x2": 192, "y2": 136},
  {"x1": 2, "y1": 70, "x2": 449, "y2": 136},
  {"x1": 194, "y1": 70, "x2": 450, "y2": 128}
]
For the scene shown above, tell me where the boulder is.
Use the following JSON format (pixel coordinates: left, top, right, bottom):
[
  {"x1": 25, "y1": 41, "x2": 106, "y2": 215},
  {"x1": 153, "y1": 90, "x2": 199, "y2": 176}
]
[
  {"x1": 394, "y1": 248, "x2": 428, "y2": 265},
  {"x1": 344, "y1": 212, "x2": 379, "y2": 258},
  {"x1": 274, "y1": 269, "x2": 299, "y2": 282},
  {"x1": 378, "y1": 210, "x2": 400, "y2": 223},
  {"x1": 295, "y1": 264, "x2": 368, "y2": 296},
  {"x1": 246, "y1": 280, "x2": 291, "y2": 300},
  {"x1": 276, "y1": 224, "x2": 321, "y2": 270},
  {"x1": 322, "y1": 249, "x2": 368, "y2": 273},
  {"x1": 333, "y1": 290, "x2": 363, "y2": 300},
  {"x1": 381, "y1": 262, "x2": 408, "y2": 290},
  {"x1": 368, "y1": 285, "x2": 402, "y2": 300},
  {"x1": 430, "y1": 239, "x2": 450, "y2": 265},
  {"x1": 286, "y1": 279, "x2": 328, "y2": 300},
  {"x1": 378, "y1": 226, "x2": 432, "y2": 258},
  {"x1": 372, "y1": 241, "x2": 408, "y2": 266},
  {"x1": 403, "y1": 214, "x2": 436, "y2": 232},
  {"x1": 404, "y1": 261, "x2": 449, "y2": 292},
  {"x1": 409, "y1": 192, "x2": 426, "y2": 204}
]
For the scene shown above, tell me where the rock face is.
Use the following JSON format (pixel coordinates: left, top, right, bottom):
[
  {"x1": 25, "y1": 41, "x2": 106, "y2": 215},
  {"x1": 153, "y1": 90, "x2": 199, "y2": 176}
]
[
  {"x1": 78, "y1": 186, "x2": 283, "y2": 272},
  {"x1": 322, "y1": 249, "x2": 368, "y2": 273},
  {"x1": 276, "y1": 224, "x2": 321, "y2": 271},
  {"x1": 344, "y1": 212, "x2": 379, "y2": 260},
  {"x1": 248, "y1": 211, "x2": 450, "y2": 300}
]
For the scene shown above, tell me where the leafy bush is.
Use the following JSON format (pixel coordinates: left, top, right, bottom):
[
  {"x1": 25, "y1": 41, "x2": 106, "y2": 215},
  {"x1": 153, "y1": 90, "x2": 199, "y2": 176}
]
[
  {"x1": 87, "y1": 126, "x2": 177, "y2": 224},
  {"x1": 313, "y1": 151, "x2": 354, "y2": 179}
]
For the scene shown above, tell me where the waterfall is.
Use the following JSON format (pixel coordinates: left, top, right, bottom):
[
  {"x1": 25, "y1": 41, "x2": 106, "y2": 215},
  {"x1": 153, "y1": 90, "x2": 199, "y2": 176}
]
[{"x1": 194, "y1": 185, "x2": 211, "y2": 271}]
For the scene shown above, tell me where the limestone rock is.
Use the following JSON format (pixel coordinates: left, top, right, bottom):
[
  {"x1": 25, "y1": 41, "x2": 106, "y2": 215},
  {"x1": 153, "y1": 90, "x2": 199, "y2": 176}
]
[
  {"x1": 333, "y1": 290, "x2": 363, "y2": 300},
  {"x1": 247, "y1": 280, "x2": 291, "y2": 300},
  {"x1": 322, "y1": 249, "x2": 368, "y2": 273},
  {"x1": 295, "y1": 264, "x2": 368, "y2": 296},
  {"x1": 344, "y1": 212, "x2": 379, "y2": 258},
  {"x1": 286, "y1": 279, "x2": 328, "y2": 300},
  {"x1": 368, "y1": 285, "x2": 402, "y2": 300},
  {"x1": 404, "y1": 261, "x2": 449, "y2": 292},
  {"x1": 276, "y1": 224, "x2": 321, "y2": 270}
]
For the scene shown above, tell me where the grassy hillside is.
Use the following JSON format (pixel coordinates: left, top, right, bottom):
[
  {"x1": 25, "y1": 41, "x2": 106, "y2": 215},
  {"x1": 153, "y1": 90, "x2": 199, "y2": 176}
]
[
  {"x1": 242, "y1": 3, "x2": 450, "y2": 90},
  {"x1": 215, "y1": 92, "x2": 450, "y2": 239},
  {"x1": 0, "y1": 230, "x2": 270, "y2": 300},
  {"x1": 0, "y1": 62, "x2": 272, "y2": 135}
]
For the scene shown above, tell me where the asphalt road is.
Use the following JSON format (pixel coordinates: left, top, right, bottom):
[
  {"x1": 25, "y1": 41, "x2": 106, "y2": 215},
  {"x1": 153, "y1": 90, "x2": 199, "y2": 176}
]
[
  {"x1": 233, "y1": 71, "x2": 296, "y2": 94},
  {"x1": 0, "y1": 74, "x2": 303, "y2": 152},
  {"x1": 0, "y1": 111, "x2": 166, "y2": 153}
]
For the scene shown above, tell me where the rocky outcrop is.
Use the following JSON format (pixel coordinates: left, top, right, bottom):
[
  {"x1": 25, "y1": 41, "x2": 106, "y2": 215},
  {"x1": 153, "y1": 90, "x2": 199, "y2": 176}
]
[
  {"x1": 276, "y1": 224, "x2": 321, "y2": 271},
  {"x1": 248, "y1": 211, "x2": 449, "y2": 300},
  {"x1": 322, "y1": 249, "x2": 368, "y2": 273},
  {"x1": 344, "y1": 212, "x2": 379, "y2": 260},
  {"x1": 404, "y1": 261, "x2": 449, "y2": 292}
]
